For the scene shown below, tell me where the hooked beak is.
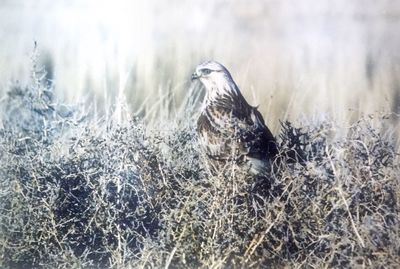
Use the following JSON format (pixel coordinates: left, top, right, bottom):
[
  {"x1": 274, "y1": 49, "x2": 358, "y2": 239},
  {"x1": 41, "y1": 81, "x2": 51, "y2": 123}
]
[{"x1": 191, "y1": 72, "x2": 200, "y2": 81}]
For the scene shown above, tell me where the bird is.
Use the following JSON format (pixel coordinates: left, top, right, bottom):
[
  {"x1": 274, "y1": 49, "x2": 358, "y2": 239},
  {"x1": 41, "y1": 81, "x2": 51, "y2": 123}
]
[{"x1": 191, "y1": 61, "x2": 279, "y2": 175}]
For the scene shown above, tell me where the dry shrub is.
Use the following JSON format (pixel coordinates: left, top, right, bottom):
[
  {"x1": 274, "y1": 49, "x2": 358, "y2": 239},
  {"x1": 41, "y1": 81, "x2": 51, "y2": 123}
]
[{"x1": 0, "y1": 67, "x2": 398, "y2": 268}]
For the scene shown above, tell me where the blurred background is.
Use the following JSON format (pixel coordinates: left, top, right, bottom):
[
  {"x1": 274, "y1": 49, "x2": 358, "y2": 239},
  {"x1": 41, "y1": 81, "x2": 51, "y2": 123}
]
[{"x1": 0, "y1": 0, "x2": 399, "y2": 131}]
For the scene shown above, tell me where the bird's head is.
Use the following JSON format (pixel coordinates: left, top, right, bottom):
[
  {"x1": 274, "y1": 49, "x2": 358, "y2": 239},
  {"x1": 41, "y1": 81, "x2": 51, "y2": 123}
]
[
  {"x1": 192, "y1": 61, "x2": 249, "y2": 110},
  {"x1": 191, "y1": 61, "x2": 235, "y2": 91}
]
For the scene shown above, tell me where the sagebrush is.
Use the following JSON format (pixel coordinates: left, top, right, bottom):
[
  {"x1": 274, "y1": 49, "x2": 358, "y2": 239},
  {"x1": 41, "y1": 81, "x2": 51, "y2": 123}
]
[{"x1": 0, "y1": 66, "x2": 399, "y2": 268}]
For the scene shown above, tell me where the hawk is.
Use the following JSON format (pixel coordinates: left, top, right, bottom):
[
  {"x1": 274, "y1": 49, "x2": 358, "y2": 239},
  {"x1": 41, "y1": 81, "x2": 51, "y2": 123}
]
[{"x1": 192, "y1": 61, "x2": 279, "y2": 175}]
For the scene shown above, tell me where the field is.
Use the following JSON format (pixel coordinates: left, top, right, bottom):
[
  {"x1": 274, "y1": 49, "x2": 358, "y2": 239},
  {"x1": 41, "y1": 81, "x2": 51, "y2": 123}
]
[{"x1": 0, "y1": 1, "x2": 399, "y2": 268}]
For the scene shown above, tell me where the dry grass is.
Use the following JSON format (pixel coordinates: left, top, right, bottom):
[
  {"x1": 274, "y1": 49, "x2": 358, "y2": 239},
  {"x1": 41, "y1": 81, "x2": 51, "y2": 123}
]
[
  {"x1": 0, "y1": 61, "x2": 398, "y2": 269},
  {"x1": 1, "y1": 0, "x2": 400, "y2": 130}
]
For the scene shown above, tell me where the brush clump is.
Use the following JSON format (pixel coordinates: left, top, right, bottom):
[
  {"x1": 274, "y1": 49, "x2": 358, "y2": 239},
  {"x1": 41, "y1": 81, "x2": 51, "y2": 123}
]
[{"x1": 0, "y1": 67, "x2": 399, "y2": 269}]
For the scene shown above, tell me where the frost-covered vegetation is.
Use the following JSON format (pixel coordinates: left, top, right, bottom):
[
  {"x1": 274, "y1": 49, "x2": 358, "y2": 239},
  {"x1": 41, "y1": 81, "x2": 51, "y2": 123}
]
[{"x1": 0, "y1": 63, "x2": 399, "y2": 269}]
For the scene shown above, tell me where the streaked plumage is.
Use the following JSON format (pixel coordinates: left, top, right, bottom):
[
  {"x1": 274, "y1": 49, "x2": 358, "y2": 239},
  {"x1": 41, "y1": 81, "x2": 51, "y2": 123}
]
[{"x1": 192, "y1": 61, "x2": 278, "y2": 175}]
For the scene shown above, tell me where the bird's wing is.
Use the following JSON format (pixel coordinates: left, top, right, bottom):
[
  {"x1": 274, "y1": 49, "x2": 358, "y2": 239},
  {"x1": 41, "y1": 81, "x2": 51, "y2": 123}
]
[
  {"x1": 197, "y1": 106, "x2": 278, "y2": 161},
  {"x1": 232, "y1": 107, "x2": 278, "y2": 160}
]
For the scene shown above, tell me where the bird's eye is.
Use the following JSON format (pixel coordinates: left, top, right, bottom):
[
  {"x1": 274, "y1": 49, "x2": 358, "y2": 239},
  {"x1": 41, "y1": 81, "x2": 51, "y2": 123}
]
[{"x1": 202, "y1": 69, "x2": 212, "y2": 75}]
